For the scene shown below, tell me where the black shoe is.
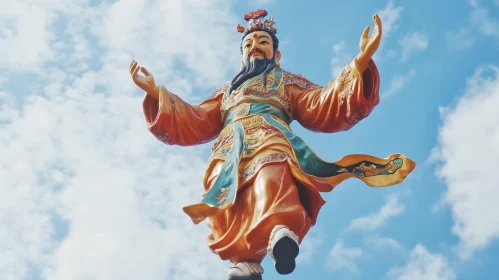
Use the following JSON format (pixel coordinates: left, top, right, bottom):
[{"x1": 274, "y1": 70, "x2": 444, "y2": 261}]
[{"x1": 272, "y1": 236, "x2": 299, "y2": 275}]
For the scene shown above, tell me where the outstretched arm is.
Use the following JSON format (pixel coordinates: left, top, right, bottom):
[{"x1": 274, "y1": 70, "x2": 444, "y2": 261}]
[
  {"x1": 130, "y1": 60, "x2": 224, "y2": 146},
  {"x1": 290, "y1": 59, "x2": 379, "y2": 133},
  {"x1": 142, "y1": 85, "x2": 224, "y2": 146},
  {"x1": 290, "y1": 14, "x2": 382, "y2": 133}
]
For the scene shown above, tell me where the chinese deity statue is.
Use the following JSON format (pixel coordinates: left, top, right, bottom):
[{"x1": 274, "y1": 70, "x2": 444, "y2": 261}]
[{"x1": 130, "y1": 9, "x2": 415, "y2": 280}]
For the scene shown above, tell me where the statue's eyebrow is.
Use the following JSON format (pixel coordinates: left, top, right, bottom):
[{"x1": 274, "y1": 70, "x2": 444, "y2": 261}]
[{"x1": 244, "y1": 35, "x2": 270, "y2": 43}]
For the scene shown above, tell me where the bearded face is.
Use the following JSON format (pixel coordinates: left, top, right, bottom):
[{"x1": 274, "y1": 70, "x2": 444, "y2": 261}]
[{"x1": 229, "y1": 30, "x2": 280, "y2": 93}]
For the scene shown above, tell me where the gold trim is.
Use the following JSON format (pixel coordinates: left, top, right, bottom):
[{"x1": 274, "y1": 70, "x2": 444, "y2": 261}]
[{"x1": 259, "y1": 116, "x2": 415, "y2": 188}]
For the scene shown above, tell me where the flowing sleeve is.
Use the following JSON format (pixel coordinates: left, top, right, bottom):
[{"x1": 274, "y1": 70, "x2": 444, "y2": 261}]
[
  {"x1": 142, "y1": 82, "x2": 228, "y2": 146},
  {"x1": 289, "y1": 59, "x2": 380, "y2": 133}
]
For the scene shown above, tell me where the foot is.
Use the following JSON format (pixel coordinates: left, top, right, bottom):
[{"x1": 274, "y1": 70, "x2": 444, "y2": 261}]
[
  {"x1": 267, "y1": 225, "x2": 300, "y2": 275},
  {"x1": 226, "y1": 262, "x2": 264, "y2": 280}
]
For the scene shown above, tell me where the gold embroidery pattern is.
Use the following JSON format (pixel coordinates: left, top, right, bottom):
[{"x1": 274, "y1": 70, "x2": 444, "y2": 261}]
[
  {"x1": 228, "y1": 103, "x2": 251, "y2": 120},
  {"x1": 335, "y1": 64, "x2": 355, "y2": 107},
  {"x1": 211, "y1": 115, "x2": 289, "y2": 159},
  {"x1": 237, "y1": 75, "x2": 265, "y2": 92},
  {"x1": 354, "y1": 160, "x2": 402, "y2": 177},
  {"x1": 211, "y1": 116, "x2": 263, "y2": 159},
  {"x1": 338, "y1": 168, "x2": 348, "y2": 173},
  {"x1": 242, "y1": 139, "x2": 259, "y2": 156},
  {"x1": 220, "y1": 69, "x2": 290, "y2": 120},
  {"x1": 282, "y1": 71, "x2": 321, "y2": 89},
  {"x1": 239, "y1": 152, "x2": 290, "y2": 180},
  {"x1": 208, "y1": 82, "x2": 230, "y2": 99},
  {"x1": 338, "y1": 88, "x2": 353, "y2": 106},
  {"x1": 336, "y1": 159, "x2": 403, "y2": 178},
  {"x1": 210, "y1": 124, "x2": 235, "y2": 160},
  {"x1": 152, "y1": 130, "x2": 171, "y2": 145},
  {"x1": 215, "y1": 187, "x2": 230, "y2": 207},
  {"x1": 211, "y1": 137, "x2": 234, "y2": 156},
  {"x1": 246, "y1": 89, "x2": 291, "y2": 112},
  {"x1": 242, "y1": 120, "x2": 286, "y2": 157},
  {"x1": 213, "y1": 123, "x2": 234, "y2": 148},
  {"x1": 240, "y1": 115, "x2": 264, "y2": 128},
  {"x1": 221, "y1": 89, "x2": 291, "y2": 118},
  {"x1": 248, "y1": 120, "x2": 285, "y2": 136},
  {"x1": 335, "y1": 64, "x2": 363, "y2": 123},
  {"x1": 337, "y1": 64, "x2": 353, "y2": 93},
  {"x1": 169, "y1": 94, "x2": 178, "y2": 118}
]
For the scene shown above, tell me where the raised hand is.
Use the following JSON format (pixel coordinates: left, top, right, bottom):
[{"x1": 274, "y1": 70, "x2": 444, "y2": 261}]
[
  {"x1": 130, "y1": 59, "x2": 159, "y2": 99},
  {"x1": 356, "y1": 14, "x2": 383, "y2": 73}
]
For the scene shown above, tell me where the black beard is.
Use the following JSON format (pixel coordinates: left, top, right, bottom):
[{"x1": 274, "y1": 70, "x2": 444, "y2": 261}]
[{"x1": 229, "y1": 50, "x2": 275, "y2": 94}]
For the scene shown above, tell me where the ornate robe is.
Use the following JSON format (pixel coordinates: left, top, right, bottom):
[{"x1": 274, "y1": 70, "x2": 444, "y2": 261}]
[{"x1": 142, "y1": 59, "x2": 415, "y2": 262}]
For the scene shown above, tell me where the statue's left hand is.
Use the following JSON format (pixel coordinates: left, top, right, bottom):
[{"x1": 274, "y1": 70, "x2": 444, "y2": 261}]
[
  {"x1": 130, "y1": 59, "x2": 159, "y2": 100},
  {"x1": 356, "y1": 14, "x2": 382, "y2": 73}
]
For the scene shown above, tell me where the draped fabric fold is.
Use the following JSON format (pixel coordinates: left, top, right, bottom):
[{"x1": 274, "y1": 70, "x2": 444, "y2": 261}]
[
  {"x1": 182, "y1": 102, "x2": 415, "y2": 224},
  {"x1": 142, "y1": 60, "x2": 415, "y2": 263}
]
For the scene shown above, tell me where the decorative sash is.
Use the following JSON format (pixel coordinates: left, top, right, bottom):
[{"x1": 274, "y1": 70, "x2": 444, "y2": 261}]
[{"x1": 199, "y1": 102, "x2": 407, "y2": 210}]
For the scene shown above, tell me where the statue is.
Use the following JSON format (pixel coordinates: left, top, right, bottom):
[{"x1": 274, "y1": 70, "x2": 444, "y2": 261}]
[{"x1": 130, "y1": 9, "x2": 415, "y2": 280}]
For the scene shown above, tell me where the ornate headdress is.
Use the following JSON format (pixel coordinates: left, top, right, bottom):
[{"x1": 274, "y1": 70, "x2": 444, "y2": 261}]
[{"x1": 237, "y1": 9, "x2": 276, "y2": 34}]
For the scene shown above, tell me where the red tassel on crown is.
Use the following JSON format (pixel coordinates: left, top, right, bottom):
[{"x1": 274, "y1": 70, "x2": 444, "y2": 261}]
[
  {"x1": 244, "y1": 9, "x2": 268, "y2": 20},
  {"x1": 237, "y1": 9, "x2": 276, "y2": 34}
]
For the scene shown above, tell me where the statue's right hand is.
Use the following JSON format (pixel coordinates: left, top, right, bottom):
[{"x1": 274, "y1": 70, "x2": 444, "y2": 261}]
[{"x1": 130, "y1": 59, "x2": 159, "y2": 99}]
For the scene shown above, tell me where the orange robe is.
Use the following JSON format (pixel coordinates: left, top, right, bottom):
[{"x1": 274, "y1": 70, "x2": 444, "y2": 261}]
[{"x1": 142, "y1": 59, "x2": 415, "y2": 263}]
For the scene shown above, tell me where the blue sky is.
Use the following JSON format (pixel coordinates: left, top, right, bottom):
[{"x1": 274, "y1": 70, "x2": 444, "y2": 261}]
[{"x1": 1, "y1": 0, "x2": 499, "y2": 279}]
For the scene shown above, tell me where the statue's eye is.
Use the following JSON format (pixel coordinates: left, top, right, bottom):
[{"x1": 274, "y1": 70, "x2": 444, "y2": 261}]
[
  {"x1": 260, "y1": 41, "x2": 269, "y2": 45},
  {"x1": 244, "y1": 44, "x2": 251, "y2": 48}
]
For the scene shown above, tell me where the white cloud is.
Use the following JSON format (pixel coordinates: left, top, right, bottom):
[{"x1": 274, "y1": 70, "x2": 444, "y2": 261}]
[
  {"x1": 0, "y1": 90, "x2": 19, "y2": 123},
  {"x1": 431, "y1": 65, "x2": 499, "y2": 260},
  {"x1": 365, "y1": 235, "x2": 403, "y2": 251},
  {"x1": 1, "y1": 0, "x2": 240, "y2": 87},
  {"x1": 445, "y1": 28, "x2": 474, "y2": 52},
  {"x1": 467, "y1": 0, "x2": 499, "y2": 41},
  {"x1": 0, "y1": 1, "x2": 54, "y2": 71},
  {"x1": 0, "y1": 0, "x2": 246, "y2": 279},
  {"x1": 382, "y1": 70, "x2": 416, "y2": 98},
  {"x1": 296, "y1": 228, "x2": 324, "y2": 264},
  {"x1": 347, "y1": 194, "x2": 405, "y2": 231},
  {"x1": 377, "y1": 1, "x2": 403, "y2": 37},
  {"x1": 0, "y1": 71, "x2": 230, "y2": 280},
  {"x1": 90, "y1": 0, "x2": 240, "y2": 88},
  {"x1": 331, "y1": 41, "x2": 353, "y2": 77},
  {"x1": 399, "y1": 32, "x2": 428, "y2": 61},
  {"x1": 0, "y1": 0, "x2": 93, "y2": 72},
  {"x1": 0, "y1": 76, "x2": 7, "y2": 88},
  {"x1": 387, "y1": 244, "x2": 456, "y2": 280},
  {"x1": 326, "y1": 241, "x2": 363, "y2": 274}
]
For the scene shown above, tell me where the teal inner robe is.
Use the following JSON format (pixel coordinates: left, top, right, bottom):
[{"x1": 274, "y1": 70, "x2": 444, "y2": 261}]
[{"x1": 201, "y1": 102, "x2": 403, "y2": 209}]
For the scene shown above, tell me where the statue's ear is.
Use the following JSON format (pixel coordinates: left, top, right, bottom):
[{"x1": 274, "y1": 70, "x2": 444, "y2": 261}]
[{"x1": 275, "y1": 50, "x2": 281, "y2": 68}]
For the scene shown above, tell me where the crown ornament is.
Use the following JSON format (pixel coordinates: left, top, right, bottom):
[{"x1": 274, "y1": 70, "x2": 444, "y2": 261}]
[{"x1": 237, "y1": 9, "x2": 276, "y2": 34}]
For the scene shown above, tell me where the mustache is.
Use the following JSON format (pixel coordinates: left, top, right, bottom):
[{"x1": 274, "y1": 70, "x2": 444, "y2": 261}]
[{"x1": 249, "y1": 49, "x2": 264, "y2": 56}]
